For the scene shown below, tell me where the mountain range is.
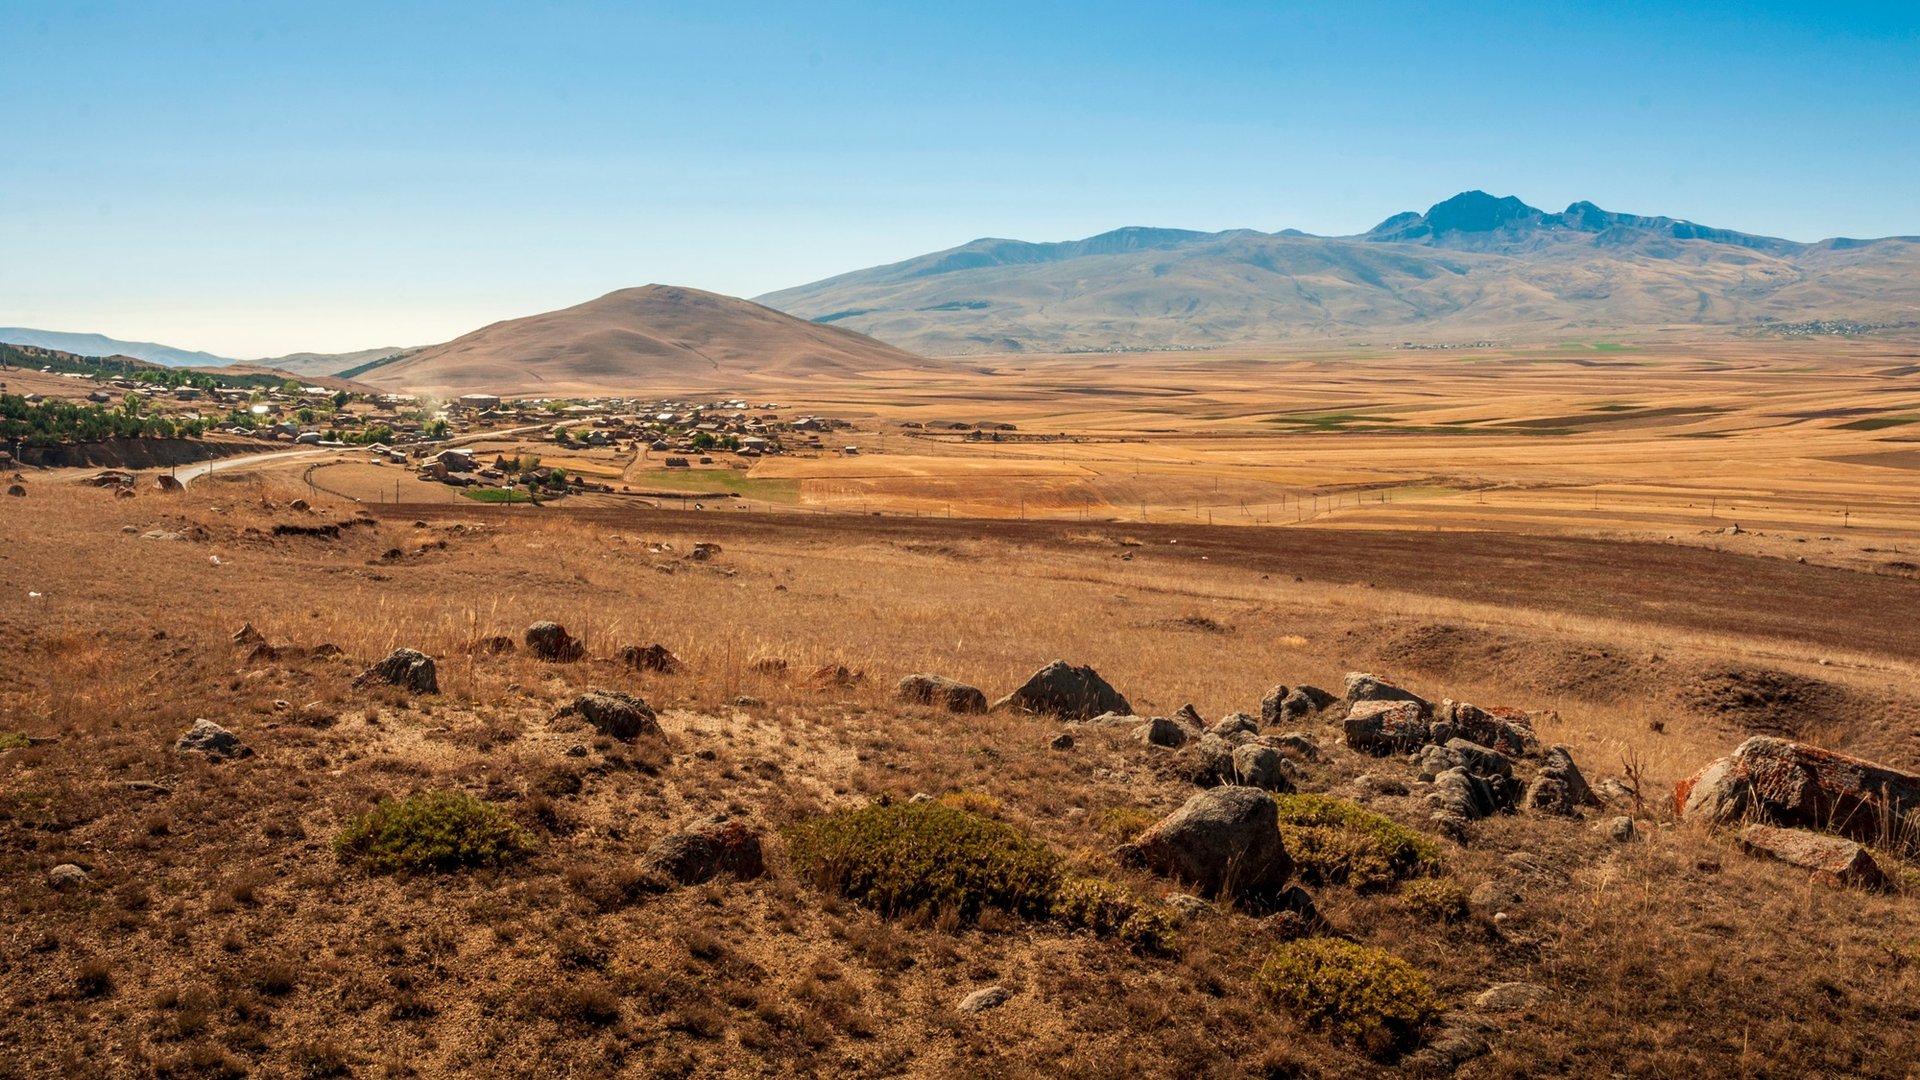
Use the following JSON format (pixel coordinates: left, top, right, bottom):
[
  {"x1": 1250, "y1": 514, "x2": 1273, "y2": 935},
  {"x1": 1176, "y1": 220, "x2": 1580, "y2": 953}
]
[
  {"x1": 755, "y1": 191, "x2": 1920, "y2": 353},
  {"x1": 6, "y1": 192, "x2": 1918, "y2": 390}
]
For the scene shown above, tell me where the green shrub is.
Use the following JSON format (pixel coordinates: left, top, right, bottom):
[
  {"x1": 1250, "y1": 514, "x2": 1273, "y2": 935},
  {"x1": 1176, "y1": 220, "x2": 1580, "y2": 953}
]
[
  {"x1": 1050, "y1": 874, "x2": 1178, "y2": 954},
  {"x1": 784, "y1": 801, "x2": 1061, "y2": 922},
  {"x1": 1256, "y1": 938, "x2": 1440, "y2": 1055},
  {"x1": 0, "y1": 731, "x2": 30, "y2": 750},
  {"x1": 1399, "y1": 878, "x2": 1471, "y2": 923},
  {"x1": 334, "y1": 789, "x2": 534, "y2": 873},
  {"x1": 1099, "y1": 806, "x2": 1159, "y2": 842},
  {"x1": 1271, "y1": 794, "x2": 1443, "y2": 889}
]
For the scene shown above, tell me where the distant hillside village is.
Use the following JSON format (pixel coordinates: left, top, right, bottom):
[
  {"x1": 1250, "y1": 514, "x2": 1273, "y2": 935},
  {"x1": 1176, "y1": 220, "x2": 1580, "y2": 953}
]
[{"x1": 409, "y1": 394, "x2": 854, "y2": 500}]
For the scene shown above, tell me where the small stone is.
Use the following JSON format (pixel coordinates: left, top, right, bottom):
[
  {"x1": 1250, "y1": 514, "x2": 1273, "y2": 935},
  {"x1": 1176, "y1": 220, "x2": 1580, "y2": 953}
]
[
  {"x1": 1600, "y1": 816, "x2": 1636, "y2": 842},
  {"x1": 957, "y1": 986, "x2": 1011, "y2": 1015},
  {"x1": 1164, "y1": 893, "x2": 1211, "y2": 918},
  {"x1": 733, "y1": 696, "x2": 765, "y2": 708},
  {"x1": 175, "y1": 719, "x2": 251, "y2": 760},
  {"x1": 566, "y1": 744, "x2": 589, "y2": 758},
  {"x1": 908, "y1": 792, "x2": 934, "y2": 804},
  {"x1": 1049, "y1": 732, "x2": 1075, "y2": 751},
  {"x1": 1474, "y1": 982, "x2": 1548, "y2": 1012},
  {"x1": 47, "y1": 863, "x2": 89, "y2": 890}
]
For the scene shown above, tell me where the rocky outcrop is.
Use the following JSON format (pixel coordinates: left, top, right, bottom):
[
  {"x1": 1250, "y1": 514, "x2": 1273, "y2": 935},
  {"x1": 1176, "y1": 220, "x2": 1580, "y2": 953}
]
[
  {"x1": 1117, "y1": 786, "x2": 1292, "y2": 901},
  {"x1": 1675, "y1": 736, "x2": 1920, "y2": 841},
  {"x1": 991, "y1": 660, "x2": 1131, "y2": 719},
  {"x1": 896, "y1": 673, "x2": 989, "y2": 713}
]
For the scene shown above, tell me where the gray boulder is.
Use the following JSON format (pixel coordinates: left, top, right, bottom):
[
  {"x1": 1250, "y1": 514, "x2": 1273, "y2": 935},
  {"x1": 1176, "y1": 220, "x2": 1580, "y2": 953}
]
[
  {"x1": 640, "y1": 815, "x2": 765, "y2": 884},
  {"x1": 557, "y1": 690, "x2": 659, "y2": 740},
  {"x1": 1212, "y1": 712, "x2": 1259, "y2": 739},
  {"x1": 1343, "y1": 672, "x2": 1430, "y2": 714},
  {"x1": 1118, "y1": 786, "x2": 1292, "y2": 901},
  {"x1": 175, "y1": 719, "x2": 251, "y2": 760},
  {"x1": 353, "y1": 647, "x2": 438, "y2": 694},
  {"x1": 1136, "y1": 716, "x2": 1189, "y2": 749},
  {"x1": 1270, "y1": 732, "x2": 1321, "y2": 760},
  {"x1": 896, "y1": 673, "x2": 989, "y2": 714},
  {"x1": 1524, "y1": 744, "x2": 1601, "y2": 816},
  {"x1": 524, "y1": 621, "x2": 584, "y2": 663},
  {"x1": 991, "y1": 660, "x2": 1131, "y2": 719},
  {"x1": 1231, "y1": 744, "x2": 1295, "y2": 792},
  {"x1": 1262, "y1": 684, "x2": 1336, "y2": 727}
]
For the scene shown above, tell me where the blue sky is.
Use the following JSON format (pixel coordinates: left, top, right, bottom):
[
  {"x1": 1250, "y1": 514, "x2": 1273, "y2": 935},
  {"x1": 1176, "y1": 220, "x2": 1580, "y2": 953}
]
[{"x1": 2, "y1": 1, "x2": 1916, "y2": 357}]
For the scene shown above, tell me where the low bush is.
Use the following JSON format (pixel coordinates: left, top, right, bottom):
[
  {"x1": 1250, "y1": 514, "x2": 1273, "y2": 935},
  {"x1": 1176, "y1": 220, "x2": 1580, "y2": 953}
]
[
  {"x1": 334, "y1": 789, "x2": 534, "y2": 873},
  {"x1": 1399, "y1": 877, "x2": 1471, "y2": 923},
  {"x1": 1271, "y1": 794, "x2": 1443, "y2": 889},
  {"x1": 1050, "y1": 874, "x2": 1178, "y2": 954},
  {"x1": 785, "y1": 801, "x2": 1059, "y2": 922},
  {"x1": 1256, "y1": 938, "x2": 1440, "y2": 1057}
]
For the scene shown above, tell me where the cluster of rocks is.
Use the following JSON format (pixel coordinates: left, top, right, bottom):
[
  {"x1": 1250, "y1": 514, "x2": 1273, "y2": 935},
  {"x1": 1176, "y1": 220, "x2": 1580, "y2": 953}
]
[{"x1": 1675, "y1": 734, "x2": 1920, "y2": 889}]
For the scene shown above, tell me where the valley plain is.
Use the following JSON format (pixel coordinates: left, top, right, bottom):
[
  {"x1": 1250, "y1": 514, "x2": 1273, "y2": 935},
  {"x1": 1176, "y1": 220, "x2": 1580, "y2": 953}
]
[{"x1": 8, "y1": 328, "x2": 1920, "y2": 1077}]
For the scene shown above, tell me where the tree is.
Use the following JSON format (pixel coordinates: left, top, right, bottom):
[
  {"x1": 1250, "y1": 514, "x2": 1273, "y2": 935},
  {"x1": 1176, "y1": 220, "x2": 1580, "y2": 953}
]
[{"x1": 297, "y1": 407, "x2": 316, "y2": 424}]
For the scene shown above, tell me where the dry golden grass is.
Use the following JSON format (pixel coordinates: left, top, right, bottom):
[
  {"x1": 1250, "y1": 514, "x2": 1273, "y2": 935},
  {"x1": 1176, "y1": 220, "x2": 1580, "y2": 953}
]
[{"x1": 4, "y1": 475, "x2": 1920, "y2": 1076}]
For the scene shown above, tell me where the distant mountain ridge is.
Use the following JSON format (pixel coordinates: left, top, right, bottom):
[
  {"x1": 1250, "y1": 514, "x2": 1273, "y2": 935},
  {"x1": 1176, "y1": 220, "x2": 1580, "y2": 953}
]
[
  {"x1": 0, "y1": 328, "x2": 234, "y2": 368},
  {"x1": 757, "y1": 191, "x2": 1920, "y2": 354}
]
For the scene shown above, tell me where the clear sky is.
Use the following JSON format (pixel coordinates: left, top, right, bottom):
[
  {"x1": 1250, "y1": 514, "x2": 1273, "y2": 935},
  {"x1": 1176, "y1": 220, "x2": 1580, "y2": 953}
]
[{"x1": 3, "y1": 0, "x2": 1916, "y2": 357}]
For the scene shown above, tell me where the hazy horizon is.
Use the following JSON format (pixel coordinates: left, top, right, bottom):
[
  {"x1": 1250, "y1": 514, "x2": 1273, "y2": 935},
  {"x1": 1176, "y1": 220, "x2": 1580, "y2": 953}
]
[{"x1": 4, "y1": 0, "x2": 1916, "y2": 357}]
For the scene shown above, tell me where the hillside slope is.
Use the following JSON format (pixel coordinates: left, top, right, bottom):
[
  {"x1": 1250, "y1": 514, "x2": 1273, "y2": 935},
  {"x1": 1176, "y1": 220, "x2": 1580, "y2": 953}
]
[
  {"x1": 757, "y1": 192, "x2": 1920, "y2": 353},
  {"x1": 361, "y1": 284, "x2": 937, "y2": 395}
]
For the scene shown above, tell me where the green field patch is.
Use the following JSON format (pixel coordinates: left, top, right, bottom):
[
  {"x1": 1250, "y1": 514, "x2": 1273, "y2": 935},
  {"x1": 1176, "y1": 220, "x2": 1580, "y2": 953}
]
[
  {"x1": 461, "y1": 488, "x2": 538, "y2": 503},
  {"x1": 1838, "y1": 414, "x2": 1920, "y2": 431},
  {"x1": 629, "y1": 470, "x2": 801, "y2": 501}
]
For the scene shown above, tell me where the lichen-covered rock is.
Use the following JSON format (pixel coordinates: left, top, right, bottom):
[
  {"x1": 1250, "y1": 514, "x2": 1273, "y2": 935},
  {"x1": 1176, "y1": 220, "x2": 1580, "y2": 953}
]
[
  {"x1": 1738, "y1": 823, "x2": 1884, "y2": 888},
  {"x1": 1117, "y1": 786, "x2": 1292, "y2": 901},
  {"x1": 1344, "y1": 700, "x2": 1429, "y2": 755},
  {"x1": 896, "y1": 673, "x2": 988, "y2": 713},
  {"x1": 1677, "y1": 736, "x2": 1920, "y2": 843},
  {"x1": 991, "y1": 660, "x2": 1131, "y2": 719},
  {"x1": 1442, "y1": 701, "x2": 1540, "y2": 757}
]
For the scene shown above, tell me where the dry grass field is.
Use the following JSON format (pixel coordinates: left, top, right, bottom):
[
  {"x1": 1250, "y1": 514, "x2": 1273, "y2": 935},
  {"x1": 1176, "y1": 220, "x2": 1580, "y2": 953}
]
[
  {"x1": 5, "y1": 454, "x2": 1920, "y2": 1076},
  {"x1": 284, "y1": 337, "x2": 1920, "y2": 577}
]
